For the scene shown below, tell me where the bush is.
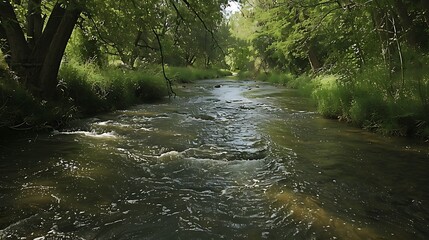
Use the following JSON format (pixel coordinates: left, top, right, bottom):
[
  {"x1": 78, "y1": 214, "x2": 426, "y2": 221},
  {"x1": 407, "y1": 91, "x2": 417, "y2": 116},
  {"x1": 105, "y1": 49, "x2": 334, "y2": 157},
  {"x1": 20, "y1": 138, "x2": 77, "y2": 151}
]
[
  {"x1": 287, "y1": 74, "x2": 315, "y2": 96},
  {"x1": 311, "y1": 75, "x2": 351, "y2": 119},
  {"x1": 237, "y1": 70, "x2": 253, "y2": 80}
]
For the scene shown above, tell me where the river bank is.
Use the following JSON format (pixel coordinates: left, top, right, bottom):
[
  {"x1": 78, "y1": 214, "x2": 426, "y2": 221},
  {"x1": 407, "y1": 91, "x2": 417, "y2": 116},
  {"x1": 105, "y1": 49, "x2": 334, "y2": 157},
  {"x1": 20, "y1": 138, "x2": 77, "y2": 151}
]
[
  {"x1": 0, "y1": 62, "x2": 231, "y2": 132},
  {"x1": 238, "y1": 71, "x2": 429, "y2": 140}
]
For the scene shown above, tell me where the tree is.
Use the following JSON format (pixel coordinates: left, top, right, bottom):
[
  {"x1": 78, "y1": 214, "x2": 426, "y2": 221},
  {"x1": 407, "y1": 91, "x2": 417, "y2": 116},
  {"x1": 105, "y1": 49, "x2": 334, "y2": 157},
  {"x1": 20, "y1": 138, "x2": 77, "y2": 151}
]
[
  {"x1": 0, "y1": 0, "x2": 230, "y2": 100},
  {"x1": 0, "y1": 0, "x2": 81, "y2": 99}
]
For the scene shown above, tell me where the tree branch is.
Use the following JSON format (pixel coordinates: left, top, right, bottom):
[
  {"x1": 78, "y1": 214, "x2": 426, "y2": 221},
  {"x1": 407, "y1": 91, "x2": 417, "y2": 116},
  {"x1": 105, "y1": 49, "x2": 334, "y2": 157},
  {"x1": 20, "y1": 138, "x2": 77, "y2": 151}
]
[
  {"x1": 170, "y1": 0, "x2": 186, "y2": 22},
  {"x1": 180, "y1": 0, "x2": 227, "y2": 57},
  {"x1": 27, "y1": 0, "x2": 43, "y2": 48},
  {"x1": 284, "y1": 0, "x2": 339, "y2": 8},
  {"x1": 152, "y1": 28, "x2": 176, "y2": 98},
  {"x1": 85, "y1": 15, "x2": 118, "y2": 49},
  {"x1": 32, "y1": 3, "x2": 65, "y2": 61}
]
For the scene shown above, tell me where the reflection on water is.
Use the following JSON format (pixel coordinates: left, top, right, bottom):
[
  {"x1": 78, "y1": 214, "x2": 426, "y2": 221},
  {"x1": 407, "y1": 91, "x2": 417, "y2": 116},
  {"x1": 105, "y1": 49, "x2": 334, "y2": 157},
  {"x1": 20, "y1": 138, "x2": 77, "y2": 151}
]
[{"x1": 0, "y1": 79, "x2": 428, "y2": 239}]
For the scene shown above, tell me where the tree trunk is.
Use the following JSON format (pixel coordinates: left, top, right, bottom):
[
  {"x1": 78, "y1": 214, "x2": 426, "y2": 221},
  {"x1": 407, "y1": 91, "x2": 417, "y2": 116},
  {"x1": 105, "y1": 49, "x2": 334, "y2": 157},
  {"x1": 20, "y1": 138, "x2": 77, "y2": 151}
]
[
  {"x1": 1, "y1": 1, "x2": 81, "y2": 99},
  {"x1": 308, "y1": 46, "x2": 321, "y2": 72},
  {"x1": 0, "y1": 1, "x2": 30, "y2": 77},
  {"x1": 31, "y1": 3, "x2": 65, "y2": 64},
  {"x1": 0, "y1": 23, "x2": 11, "y2": 65},
  {"x1": 39, "y1": 8, "x2": 81, "y2": 99},
  {"x1": 27, "y1": 0, "x2": 43, "y2": 48},
  {"x1": 129, "y1": 31, "x2": 143, "y2": 68}
]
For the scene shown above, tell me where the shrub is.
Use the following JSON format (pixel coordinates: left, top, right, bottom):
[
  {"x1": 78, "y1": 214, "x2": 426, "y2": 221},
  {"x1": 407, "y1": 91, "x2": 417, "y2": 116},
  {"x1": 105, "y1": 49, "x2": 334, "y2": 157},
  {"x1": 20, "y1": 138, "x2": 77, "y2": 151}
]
[
  {"x1": 256, "y1": 71, "x2": 294, "y2": 85},
  {"x1": 237, "y1": 70, "x2": 253, "y2": 80},
  {"x1": 311, "y1": 75, "x2": 351, "y2": 119},
  {"x1": 287, "y1": 74, "x2": 315, "y2": 96}
]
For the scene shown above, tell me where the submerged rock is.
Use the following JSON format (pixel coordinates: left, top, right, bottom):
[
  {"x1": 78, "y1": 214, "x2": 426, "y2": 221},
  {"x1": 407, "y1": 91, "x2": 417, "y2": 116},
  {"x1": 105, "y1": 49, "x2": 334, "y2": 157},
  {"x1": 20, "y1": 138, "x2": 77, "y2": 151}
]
[{"x1": 193, "y1": 114, "x2": 216, "y2": 121}]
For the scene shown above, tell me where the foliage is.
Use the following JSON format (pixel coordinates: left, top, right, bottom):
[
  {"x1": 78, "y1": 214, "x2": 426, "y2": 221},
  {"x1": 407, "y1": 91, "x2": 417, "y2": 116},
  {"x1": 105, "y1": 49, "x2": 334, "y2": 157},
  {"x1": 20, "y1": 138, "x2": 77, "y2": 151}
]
[
  {"x1": 229, "y1": 0, "x2": 429, "y2": 138},
  {"x1": 255, "y1": 71, "x2": 294, "y2": 85},
  {"x1": 166, "y1": 66, "x2": 231, "y2": 83},
  {"x1": 0, "y1": 73, "x2": 75, "y2": 130},
  {"x1": 0, "y1": 0, "x2": 231, "y2": 130},
  {"x1": 83, "y1": 0, "x2": 229, "y2": 68},
  {"x1": 58, "y1": 60, "x2": 168, "y2": 115}
]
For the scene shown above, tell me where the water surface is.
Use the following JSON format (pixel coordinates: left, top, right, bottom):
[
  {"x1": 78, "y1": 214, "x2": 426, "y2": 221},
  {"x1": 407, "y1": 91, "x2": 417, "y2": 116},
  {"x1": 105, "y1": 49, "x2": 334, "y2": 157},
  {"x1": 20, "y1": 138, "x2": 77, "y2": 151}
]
[{"x1": 1, "y1": 79, "x2": 428, "y2": 239}]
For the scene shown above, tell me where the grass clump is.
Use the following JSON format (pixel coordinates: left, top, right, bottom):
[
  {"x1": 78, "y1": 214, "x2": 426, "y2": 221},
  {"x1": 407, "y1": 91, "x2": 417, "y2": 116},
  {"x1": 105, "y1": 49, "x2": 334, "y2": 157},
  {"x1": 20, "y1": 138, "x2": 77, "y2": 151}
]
[
  {"x1": 256, "y1": 71, "x2": 294, "y2": 85},
  {"x1": 59, "y1": 60, "x2": 168, "y2": 116},
  {"x1": 166, "y1": 66, "x2": 231, "y2": 83},
  {"x1": 236, "y1": 70, "x2": 254, "y2": 80},
  {"x1": 311, "y1": 75, "x2": 351, "y2": 119},
  {"x1": 308, "y1": 66, "x2": 429, "y2": 137}
]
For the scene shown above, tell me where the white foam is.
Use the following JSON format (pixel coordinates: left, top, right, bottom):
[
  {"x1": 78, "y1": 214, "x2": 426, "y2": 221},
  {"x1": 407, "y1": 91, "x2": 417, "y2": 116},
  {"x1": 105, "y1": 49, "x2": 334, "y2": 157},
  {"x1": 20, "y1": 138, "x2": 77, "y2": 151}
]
[
  {"x1": 52, "y1": 130, "x2": 118, "y2": 139},
  {"x1": 158, "y1": 151, "x2": 182, "y2": 161}
]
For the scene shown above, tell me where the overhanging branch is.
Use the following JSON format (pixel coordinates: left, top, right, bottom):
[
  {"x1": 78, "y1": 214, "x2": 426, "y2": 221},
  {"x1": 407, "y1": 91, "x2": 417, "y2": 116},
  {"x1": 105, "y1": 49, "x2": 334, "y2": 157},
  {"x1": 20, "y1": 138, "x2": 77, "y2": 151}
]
[
  {"x1": 180, "y1": 0, "x2": 226, "y2": 56},
  {"x1": 152, "y1": 28, "x2": 176, "y2": 98}
]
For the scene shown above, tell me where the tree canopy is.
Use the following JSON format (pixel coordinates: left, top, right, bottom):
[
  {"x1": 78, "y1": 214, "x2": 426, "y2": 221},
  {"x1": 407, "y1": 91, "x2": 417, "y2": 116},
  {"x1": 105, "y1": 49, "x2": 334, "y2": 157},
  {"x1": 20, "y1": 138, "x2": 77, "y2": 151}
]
[{"x1": 0, "y1": 0, "x2": 229, "y2": 99}]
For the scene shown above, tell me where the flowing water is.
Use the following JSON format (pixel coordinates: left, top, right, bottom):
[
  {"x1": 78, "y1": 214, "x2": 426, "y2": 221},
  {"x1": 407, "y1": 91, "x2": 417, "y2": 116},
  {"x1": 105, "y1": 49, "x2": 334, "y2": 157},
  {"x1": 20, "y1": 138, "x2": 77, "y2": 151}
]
[{"x1": 0, "y1": 79, "x2": 428, "y2": 239}]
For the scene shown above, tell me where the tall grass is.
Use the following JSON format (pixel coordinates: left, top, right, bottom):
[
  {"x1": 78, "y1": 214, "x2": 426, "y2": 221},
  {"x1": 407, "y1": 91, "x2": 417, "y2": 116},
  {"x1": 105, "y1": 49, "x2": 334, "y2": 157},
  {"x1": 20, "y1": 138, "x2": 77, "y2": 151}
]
[
  {"x1": 309, "y1": 68, "x2": 429, "y2": 137},
  {"x1": 166, "y1": 66, "x2": 231, "y2": 83},
  {"x1": 1, "y1": 56, "x2": 232, "y2": 131},
  {"x1": 256, "y1": 71, "x2": 294, "y2": 85},
  {"x1": 59, "y1": 62, "x2": 231, "y2": 116},
  {"x1": 311, "y1": 75, "x2": 352, "y2": 119},
  {"x1": 59, "y1": 60, "x2": 168, "y2": 115},
  {"x1": 241, "y1": 61, "x2": 429, "y2": 137}
]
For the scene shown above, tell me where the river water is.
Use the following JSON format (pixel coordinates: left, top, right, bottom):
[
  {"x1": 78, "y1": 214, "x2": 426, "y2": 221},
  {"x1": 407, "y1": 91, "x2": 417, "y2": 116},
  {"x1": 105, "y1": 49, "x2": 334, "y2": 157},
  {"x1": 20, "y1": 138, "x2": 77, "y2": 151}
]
[{"x1": 0, "y1": 79, "x2": 428, "y2": 239}]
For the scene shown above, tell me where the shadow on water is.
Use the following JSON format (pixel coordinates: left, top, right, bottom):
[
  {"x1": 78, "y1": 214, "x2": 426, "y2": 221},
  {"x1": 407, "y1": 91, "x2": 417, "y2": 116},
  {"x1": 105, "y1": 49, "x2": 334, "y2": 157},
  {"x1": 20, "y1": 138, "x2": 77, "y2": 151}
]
[{"x1": 0, "y1": 79, "x2": 428, "y2": 239}]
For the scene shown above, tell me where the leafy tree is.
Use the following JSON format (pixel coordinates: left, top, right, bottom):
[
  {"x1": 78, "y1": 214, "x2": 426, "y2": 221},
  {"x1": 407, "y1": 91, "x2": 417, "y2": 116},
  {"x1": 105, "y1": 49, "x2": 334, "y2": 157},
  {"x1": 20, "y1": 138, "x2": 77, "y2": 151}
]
[
  {"x1": 0, "y1": 0, "x2": 229, "y2": 100},
  {"x1": 0, "y1": 0, "x2": 82, "y2": 99}
]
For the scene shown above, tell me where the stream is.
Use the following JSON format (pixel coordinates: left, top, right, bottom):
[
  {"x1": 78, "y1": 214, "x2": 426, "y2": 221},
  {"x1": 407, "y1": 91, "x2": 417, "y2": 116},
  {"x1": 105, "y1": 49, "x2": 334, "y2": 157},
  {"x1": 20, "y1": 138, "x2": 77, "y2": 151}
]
[{"x1": 1, "y1": 79, "x2": 428, "y2": 239}]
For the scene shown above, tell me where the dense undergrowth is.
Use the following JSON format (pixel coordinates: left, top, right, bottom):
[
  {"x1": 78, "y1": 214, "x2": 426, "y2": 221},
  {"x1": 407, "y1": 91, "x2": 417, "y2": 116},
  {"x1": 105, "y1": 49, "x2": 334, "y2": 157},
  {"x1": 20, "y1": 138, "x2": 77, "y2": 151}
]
[
  {"x1": 0, "y1": 57, "x2": 230, "y2": 131},
  {"x1": 241, "y1": 65, "x2": 429, "y2": 138}
]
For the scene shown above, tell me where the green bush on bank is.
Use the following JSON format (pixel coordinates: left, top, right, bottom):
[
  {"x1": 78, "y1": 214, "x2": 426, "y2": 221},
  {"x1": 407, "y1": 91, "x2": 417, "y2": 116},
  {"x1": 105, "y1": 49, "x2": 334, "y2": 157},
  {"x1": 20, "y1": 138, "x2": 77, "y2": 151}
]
[
  {"x1": 236, "y1": 70, "x2": 253, "y2": 80},
  {"x1": 166, "y1": 66, "x2": 231, "y2": 83},
  {"x1": 237, "y1": 70, "x2": 294, "y2": 85},
  {"x1": 59, "y1": 60, "x2": 168, "y2": 115},
  {"x1": 255, "y1": 71, "x2": 294, "y2": 85},
  {"x1": 310, "y1": 71, "x2": 429, "y2": 137},
  {"x1": 1, "y1": 58, "x2": 232, "y2": 131},
  {"x1": 312, "y1": 75, "x2": 351, "y2": 119},
  {"x1": 243, "y1": 63, "x2": 429, "y2": 137}
]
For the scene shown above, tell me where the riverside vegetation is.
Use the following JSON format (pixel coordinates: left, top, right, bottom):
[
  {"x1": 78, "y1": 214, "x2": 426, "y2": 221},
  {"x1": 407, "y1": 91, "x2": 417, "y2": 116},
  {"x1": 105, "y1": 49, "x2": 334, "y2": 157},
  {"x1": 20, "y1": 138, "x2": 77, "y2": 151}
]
[
  {"x1": 229, "y1": 0, "x2": 429, "y2": 139},
  {"x1": 1, "y1": 0, "x2": 429, "y2": 138},
  {"x1": 0, "y1": 0, "x2": 231, "y2": 131},
  {"x1": 247, "y1": 68, "x2": 429, "y2": 138},
  {"x1": 0, "y1": 55, "x2": 230, "y2": 130}
]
